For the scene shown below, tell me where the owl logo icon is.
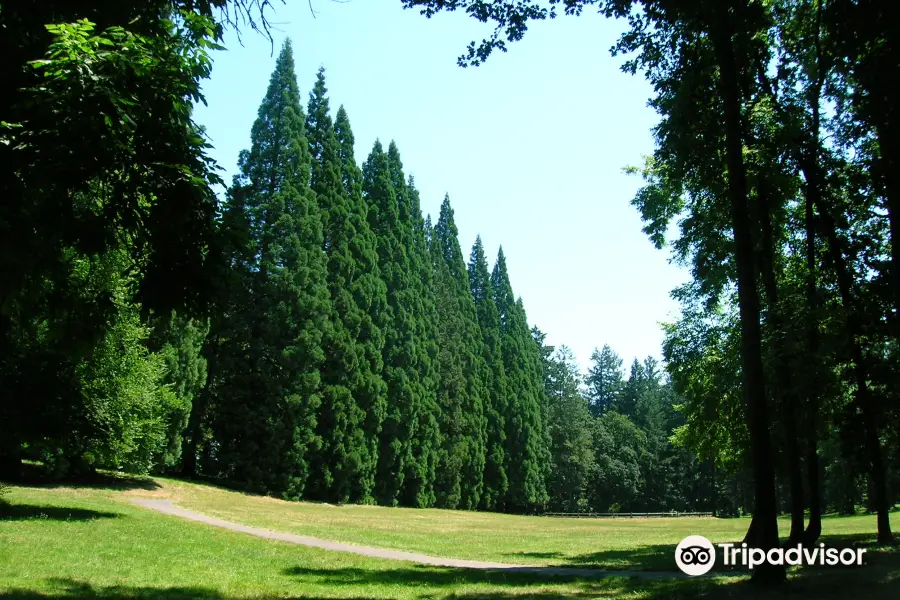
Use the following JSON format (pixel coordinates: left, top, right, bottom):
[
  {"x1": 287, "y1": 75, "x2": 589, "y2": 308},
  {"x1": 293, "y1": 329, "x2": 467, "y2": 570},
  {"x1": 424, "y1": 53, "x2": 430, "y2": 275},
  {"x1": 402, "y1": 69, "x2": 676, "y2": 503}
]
[{"x1": 675, "y1": 535, "x2": 716, "y2": 576}]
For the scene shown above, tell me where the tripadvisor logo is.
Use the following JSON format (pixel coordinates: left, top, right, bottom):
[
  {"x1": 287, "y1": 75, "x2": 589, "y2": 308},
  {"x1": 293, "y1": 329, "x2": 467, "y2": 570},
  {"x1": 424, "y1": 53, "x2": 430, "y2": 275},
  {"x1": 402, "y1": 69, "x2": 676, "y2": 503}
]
[
  {"x1": 675, "y1": 535, "x2": 867, "y2": 576},
  {"x1": 675, "y1": 535, "x2": 716, "y2": 576}
]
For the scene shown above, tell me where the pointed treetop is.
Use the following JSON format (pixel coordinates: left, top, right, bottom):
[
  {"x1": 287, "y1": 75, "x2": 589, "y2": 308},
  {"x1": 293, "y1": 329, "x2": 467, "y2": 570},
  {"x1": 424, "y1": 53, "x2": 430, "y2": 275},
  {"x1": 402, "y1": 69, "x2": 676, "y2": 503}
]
[
  {"x1": 310, "y1": 66, "x2": 329, "y2": 107},
  {"x1": 387, "y1": 140, "x2": 402, "y2": 164},
  {"x1": 265, "y1": 38, "x2": 300, "y2": 102},
  {"x1": 438, "y1": 194, "x2": 457, "y2": 231},
  {"x1": 494, "y1": 246, "x2": 508, "y2": 276},
  {"x1": 306, "y1": 66, "x2": 336, "y2": 178},
  {"x1": 335, "y1": 105, "x2": 355, "y2": 146},
  {"x1": 242, "y1": 35, "x2": 310, "y2": 192}
]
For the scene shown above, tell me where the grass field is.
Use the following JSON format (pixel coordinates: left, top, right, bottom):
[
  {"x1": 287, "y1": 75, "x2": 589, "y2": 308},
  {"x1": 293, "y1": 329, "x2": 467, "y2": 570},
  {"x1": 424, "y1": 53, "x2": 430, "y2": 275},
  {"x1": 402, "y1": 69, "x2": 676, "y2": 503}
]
[
  {"x1": 2, "y1": 474, "x2": 899, "y2": 599},
  {"x1": 148, "y1": 477, "x2": 892, "y2": 571}
]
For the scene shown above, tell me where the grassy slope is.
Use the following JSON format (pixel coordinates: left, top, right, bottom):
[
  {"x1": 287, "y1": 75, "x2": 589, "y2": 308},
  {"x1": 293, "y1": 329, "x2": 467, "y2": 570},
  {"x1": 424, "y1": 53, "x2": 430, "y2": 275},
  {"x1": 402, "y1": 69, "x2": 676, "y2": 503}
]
[
  {"x1": 155, "y1": 477, "x2": 890, "y2": 571},
  {"x1": 0, "y1": 475, "x2": 898, "y2": 599}
]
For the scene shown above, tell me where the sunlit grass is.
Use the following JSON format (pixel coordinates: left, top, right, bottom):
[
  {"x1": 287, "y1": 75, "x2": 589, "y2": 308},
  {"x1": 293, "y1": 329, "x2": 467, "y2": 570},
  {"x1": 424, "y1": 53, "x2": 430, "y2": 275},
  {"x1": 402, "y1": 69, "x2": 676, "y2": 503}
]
[
  {"x1": 1, "y1": 475, "x2": 897, "y2": 599},
  {"x1": 143, "y1": 477, "x2": 890, "y2": 571}
]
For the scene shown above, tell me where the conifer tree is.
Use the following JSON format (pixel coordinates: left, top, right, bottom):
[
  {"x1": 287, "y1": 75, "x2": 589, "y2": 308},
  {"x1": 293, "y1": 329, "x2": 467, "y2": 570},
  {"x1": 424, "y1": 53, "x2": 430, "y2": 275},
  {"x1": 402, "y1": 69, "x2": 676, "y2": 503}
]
[
  {"x1": 384, "y1": 144, "x2": 440, "y2": 506},
  {"x1": 364, "y1": 141, "x2": 434, "y2": 506},
  {"x1": 468, "y1": 236, "x2": 509, "y2": 510},
  {"x1": 332, "y1": 106, "x2": 392, "y2": 502},
  {"x1": 491, "y1": 248, "x2": 550, "y2": 511},
  {"x1": 305, "y1": 70, "x2": 388, "y2": 503},
  {"x1": 585, "y1": 345, "x2": 624, "y2": 417},
  {"x1": 534, "y1": 338, "x2": 595, "y2": 513},
  {"x1": 207, "y1": 40, "x2": 330, "y2": 499},
  {"x1": 617, "y1": 359, "x2": 646, "y2": 419},
  {"x1": 430, "y1": 195, "x2": 488, "y2": 509},
  {"x1": 402, "y1": 175, "x2": 442, "y2": 508}
]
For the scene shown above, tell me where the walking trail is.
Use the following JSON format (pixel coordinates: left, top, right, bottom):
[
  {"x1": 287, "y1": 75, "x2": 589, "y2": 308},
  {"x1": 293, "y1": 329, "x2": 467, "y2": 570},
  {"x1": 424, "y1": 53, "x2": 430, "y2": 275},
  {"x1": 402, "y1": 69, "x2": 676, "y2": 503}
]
[{"x1": 130, "y1": 498, "x2": 684, "y2": 580}]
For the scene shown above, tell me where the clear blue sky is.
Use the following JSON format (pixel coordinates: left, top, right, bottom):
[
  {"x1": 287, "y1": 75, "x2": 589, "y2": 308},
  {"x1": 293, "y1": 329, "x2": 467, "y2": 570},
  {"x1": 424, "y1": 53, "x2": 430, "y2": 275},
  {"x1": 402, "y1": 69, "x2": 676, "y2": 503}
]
[{"x1": 193, "y1": 0, "x2": 689, "y2": 373}]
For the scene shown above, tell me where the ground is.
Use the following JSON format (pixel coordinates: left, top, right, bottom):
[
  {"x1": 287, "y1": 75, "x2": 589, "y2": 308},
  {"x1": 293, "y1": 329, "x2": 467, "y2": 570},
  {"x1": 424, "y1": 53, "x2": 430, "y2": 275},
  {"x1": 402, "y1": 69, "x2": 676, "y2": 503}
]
[{"x1": 1, "y1": 474, "x2": 898, "y2": 599}]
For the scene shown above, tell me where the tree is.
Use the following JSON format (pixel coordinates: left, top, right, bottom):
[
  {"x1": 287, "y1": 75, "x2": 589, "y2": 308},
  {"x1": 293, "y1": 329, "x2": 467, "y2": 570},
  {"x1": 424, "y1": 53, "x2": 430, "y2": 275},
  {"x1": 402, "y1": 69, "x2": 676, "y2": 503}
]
[
  {"x1": 305, "y1": 69, "x2": 388, "y2": 504},
  {"x1": 430, "y1": 196, "x2": 489, "y2": 509},
  {"x1": 537, "y1": 340, "x2": 595, "y2": 513},
  {"x1": 584, "y1": 345, "x2": 624, "y2": 417},
  {"x1": 589, "y1": 411, "x2": 646, "y2": 513},
  {"x1": 468, "y1": 236, "x2": 509, "y2": 510},
  {"x1": 0, "y1": 3, "x2": 227, "y2": 479},
  {"x1": 148, "y1": 311, "x2": 210, "y2": 471},
  {"x1": 365, "y1": 141, "x2": 439, "y2": 507},
  {"x1": 491, "y1": 247, "x2": 549, "y2": 512},
  {"x1": 205, "y1": 40, "x2": 330, "y2": 499},
  {"x1": 389, "y1": 152, "x2": 442, "y2": 508},
  {"x1": 331, "y1": 104, "x2": 393, "y2": 503}
]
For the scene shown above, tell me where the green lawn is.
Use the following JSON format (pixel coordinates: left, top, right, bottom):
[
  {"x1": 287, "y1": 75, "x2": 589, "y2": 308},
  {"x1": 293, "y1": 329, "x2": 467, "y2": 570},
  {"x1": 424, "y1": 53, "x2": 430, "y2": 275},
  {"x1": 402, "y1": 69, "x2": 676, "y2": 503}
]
[
  {"x1": 1, "y1": 475, "x2": 898, "y2": 599},
  {"x1": 154, "y1": 477, "x2": 891, "y2": 571}
]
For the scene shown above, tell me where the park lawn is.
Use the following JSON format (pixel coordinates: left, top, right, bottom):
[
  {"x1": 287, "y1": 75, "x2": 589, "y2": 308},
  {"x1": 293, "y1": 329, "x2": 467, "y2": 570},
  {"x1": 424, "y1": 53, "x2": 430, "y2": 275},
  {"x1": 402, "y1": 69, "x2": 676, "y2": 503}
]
[
  {"x1": 146, "y1": 477, "x2": 892, "y2": 571},
  {"x1": 0, "y1": 482, "x2": 636, "y2": 600},
  {"x1": 0, "y1": 475, "x2": 897, "y2": 600}
]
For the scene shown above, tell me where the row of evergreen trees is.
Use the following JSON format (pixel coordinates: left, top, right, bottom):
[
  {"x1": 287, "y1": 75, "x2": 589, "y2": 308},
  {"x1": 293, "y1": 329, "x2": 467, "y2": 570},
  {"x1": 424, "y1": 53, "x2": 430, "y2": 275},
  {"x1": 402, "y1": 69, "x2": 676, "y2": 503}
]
[
  {"x1": 184, "y1": 41, "x2": 552, "y2": 511},
  {"x1": 3, "y1": 24, "x2": 716, "y2": 516}
]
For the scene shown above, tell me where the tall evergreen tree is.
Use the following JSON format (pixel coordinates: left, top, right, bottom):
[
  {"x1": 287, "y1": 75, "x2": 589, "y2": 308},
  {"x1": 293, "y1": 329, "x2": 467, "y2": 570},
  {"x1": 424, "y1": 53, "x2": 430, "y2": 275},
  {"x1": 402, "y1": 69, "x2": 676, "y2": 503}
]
[
  {"x1": 491, "y1": 247, "x2": 549, "y2": 512},
  {"x1": 305, "y1": 69, "x2": 388, "y2": 503},
  {"x1": 332, "y1": 105, "x2": 392, "y2": 502},
  {"x1": 468, "y1": 236, "x2": 509, "y2": 510},
  {"x1": 616, "y1": 359, "x2": 646, "y2": 419},
  {"x1": 364, "y1": 141, "x2": 436, "y2": 507},
  {"x1": 584, "y1": 345, "x2": 624, "y2": 417},
  {"x1": 402, "y1": 175, "x2": 442, "y2": 508},
  {"x1": 206, "y1": 40, "x2": 330, "y2": 499},
  {"x1": 430, "y1": 195, "x2": 488, "y2": 509}
]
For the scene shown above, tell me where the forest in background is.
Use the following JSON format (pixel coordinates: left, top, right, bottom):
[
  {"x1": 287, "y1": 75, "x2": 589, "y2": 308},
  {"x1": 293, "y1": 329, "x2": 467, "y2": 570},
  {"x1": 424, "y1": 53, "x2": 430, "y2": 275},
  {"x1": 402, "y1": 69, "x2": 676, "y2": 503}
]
[{"x1": 2, "y1": 0, "x2": 899, "y2": 586}]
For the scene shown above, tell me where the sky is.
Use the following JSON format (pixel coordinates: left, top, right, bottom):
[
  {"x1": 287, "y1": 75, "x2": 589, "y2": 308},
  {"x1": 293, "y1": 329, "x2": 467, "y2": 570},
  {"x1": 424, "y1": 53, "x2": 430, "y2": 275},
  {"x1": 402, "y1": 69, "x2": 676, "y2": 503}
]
[{"x1": 193, "y1": 0, "x2": 690, "y2": 373}]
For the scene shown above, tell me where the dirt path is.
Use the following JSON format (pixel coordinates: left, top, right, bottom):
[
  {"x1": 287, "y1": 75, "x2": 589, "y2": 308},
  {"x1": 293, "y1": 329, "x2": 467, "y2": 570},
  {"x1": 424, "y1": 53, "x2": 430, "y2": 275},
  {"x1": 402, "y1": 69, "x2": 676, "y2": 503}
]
[{"x1": 129, "y1": 498, "x2": 683, "y2": 580}]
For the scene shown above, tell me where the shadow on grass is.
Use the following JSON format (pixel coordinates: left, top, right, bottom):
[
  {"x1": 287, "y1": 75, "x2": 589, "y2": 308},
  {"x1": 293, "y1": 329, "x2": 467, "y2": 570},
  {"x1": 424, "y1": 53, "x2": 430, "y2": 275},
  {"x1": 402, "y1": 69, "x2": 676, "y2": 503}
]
[
  {"x1": 281, "y1": 562, "x2": 900, "y2": 600},
  {"x1": 6, "y1": 463, "x2": 160, "y2": 492},
  {"x1": 506, "y1": 533, "x2": 899, "y2": 573},
  {"x1": 283, "y1": 565, "x2": 601, "y2": 588},
  {"x1": 0, "y1": 578, "x2": 381, "y2": 600},
  {"x1": 0, "y1": 504, "x2": 120, "y2": 522},
  {"x1": 504, "y1": 551, "x2": 566, "y2": 559}
]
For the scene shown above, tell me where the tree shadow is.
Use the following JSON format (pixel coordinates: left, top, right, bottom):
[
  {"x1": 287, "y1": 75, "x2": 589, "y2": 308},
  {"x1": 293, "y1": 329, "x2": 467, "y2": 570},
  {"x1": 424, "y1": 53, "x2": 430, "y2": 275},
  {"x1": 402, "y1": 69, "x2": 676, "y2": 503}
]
[
  {"x1": 425, "y1": 562, "x2": 900, "y2": 600},
  {"x1": 284, "y1": 565, "x2": 594, "y2": 588},
  {"x1": 282, "y1": 564, "x2": 678, "y2": 589},
  {"x1": 0, "y1": 504, "x2": 120, "y2": 522},
  {"x1": 0, "y1": 579, "x2": 221, "y2": 600},
  {"x1": 506, "y1": 533, "x2": 900, "y2": 574},
  {"x1": 0, "y1": 579, "x2": 380, "y2": 600},
  {"x1": 6, "y1": 463, "x2": 160, "y2": 492},
  {"x1": 506, "y1": 543, "x2": 682, "y2": 572},
  {"x1": 504, "y1": 551, "x2": 566, "y2": 559},
  {"x1": 0, "y1": 579, "x2": 384, "y2": 600}
]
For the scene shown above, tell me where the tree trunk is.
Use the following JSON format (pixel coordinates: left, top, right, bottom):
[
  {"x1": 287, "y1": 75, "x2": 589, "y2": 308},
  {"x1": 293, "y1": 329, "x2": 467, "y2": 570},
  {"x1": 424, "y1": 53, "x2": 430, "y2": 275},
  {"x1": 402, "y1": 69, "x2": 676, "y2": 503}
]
[
  {"x1": 711, "y1": 3, "x2": 783, "y2": 583},
  {"x1": 801, "y1": 135, "x2": 823, "y2": 546},
  {"x1": 755, "y1": 180, "x2": 805, "y2": 545},
  {"x1": 0, "y1": 315, "x2": 22, "y2": 481}
]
